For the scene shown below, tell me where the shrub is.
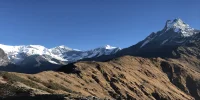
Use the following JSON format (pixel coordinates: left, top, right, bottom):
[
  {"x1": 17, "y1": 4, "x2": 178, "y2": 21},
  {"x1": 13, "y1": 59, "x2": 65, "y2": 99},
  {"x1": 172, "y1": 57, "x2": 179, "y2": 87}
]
[
  {"x1": 0, "y1": 72, "x2": 53, "y2": 94},
  {"x1": 0, "y1": 72, "x2": 24, "y2": 83},
  {"x1": 118, "y1": 74, "x2": 126, "y2": 79},
  {"x1": 48, "y1": 79, "x2": 53, "y2": 83},
  {"x1": 27, "y1": 76, "x2": 41, "y2": 83},
  {"x1": 54, "y1": 74, "x2": 59, "y2": 77},
  {"x1": 43, "y1": 82, "x2": 74, "y2": 93},
  {"x1": 0, "y1": 83, "x2": 31, "y2": 97},
  {"x1": 63, "y1": 78, "x2": 72, "y2": 84}
]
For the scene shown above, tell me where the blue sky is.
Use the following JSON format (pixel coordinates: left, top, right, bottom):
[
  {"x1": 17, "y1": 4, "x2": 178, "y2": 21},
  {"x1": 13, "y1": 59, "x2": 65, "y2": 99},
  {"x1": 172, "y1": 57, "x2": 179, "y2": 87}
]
[{"x1": 0, "y1": 0, "x2": 199, "y2": 50}]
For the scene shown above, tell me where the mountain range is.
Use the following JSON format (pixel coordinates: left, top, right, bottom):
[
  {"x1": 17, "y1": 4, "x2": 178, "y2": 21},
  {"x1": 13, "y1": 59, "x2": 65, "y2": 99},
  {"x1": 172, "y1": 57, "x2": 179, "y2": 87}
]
[
  {"x1": 0, "y1": 44, "x2": 120, "y2": 73},
  {"x1": 0, "y1": 18, "x2": 200, "y2": 99},
  {"x1": 0, "y1": 18, "x2": 199, "y2": 73}
]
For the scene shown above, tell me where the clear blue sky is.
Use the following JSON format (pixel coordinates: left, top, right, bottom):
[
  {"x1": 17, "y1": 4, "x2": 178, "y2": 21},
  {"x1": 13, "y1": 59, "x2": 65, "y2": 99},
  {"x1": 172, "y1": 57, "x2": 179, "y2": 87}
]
[{"x1": 0, "y1": 0, "x2": 199, "y2": 50}]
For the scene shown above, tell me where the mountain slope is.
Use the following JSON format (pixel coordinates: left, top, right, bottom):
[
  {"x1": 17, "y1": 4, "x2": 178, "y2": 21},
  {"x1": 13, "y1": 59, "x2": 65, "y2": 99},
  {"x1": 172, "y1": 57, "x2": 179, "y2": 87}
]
[
  {"x1": 83, "y1": 19, "x2": 200, "y2": 62},
  {"x1": 0, "y1": 55, "x2": 197, "y2": 99},
  {"x1": 56, "y1": 33, "x2": 200, "y2": 99},
  {"x1": 58, "y1": 55, "x2": 200, "y2": 99},
  {"x1": 118, "y1": 18, "x2": 200, "y2": 58}
]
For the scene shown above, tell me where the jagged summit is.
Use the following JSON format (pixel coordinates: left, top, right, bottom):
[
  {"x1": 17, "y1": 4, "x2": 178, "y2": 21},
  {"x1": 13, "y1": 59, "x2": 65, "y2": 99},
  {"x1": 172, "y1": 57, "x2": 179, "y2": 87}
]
[
  {"x1": 136, "y1": 18, "x2": 200, "y2": 49},
  {"x1": 106, "y1": 19, "x2": 200, "y2": 61},
  {"x1": 164, "y1": 18, "x2": 196, "y2": 37},
  {"x1": 103, "y1": 45, "x2": 119, "y2": 50},
  {"x1": 166, "y1": 18, "x2": 188, "y2": 28}
]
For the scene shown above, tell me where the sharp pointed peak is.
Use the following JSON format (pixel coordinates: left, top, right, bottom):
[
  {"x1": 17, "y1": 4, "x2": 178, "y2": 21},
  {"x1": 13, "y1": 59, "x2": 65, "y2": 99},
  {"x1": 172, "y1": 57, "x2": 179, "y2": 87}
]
[
  {"x1": 165, "y1": 18, "x2": 189, "y2": 28},
  {"x1": 104, "y1": 44, "x2": 120, "y2": 49},
  {"x1": 58, "y1": 45, "x2": 67, "y2": 48},
  {"x1": 162, "y1": 18, "x2": 196, "y2": 37},
  {"x1": 105, "y1": 44, "x2": 112, "y2": 48}
]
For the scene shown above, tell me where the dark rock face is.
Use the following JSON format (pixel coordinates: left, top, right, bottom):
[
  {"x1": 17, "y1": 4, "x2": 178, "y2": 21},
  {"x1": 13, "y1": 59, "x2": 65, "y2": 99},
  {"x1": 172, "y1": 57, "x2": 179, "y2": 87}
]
[
  {"x1": 0, "y1": 49, "x2": 19, "y2": 73},
  {"x1": 15, "y1": 55, "x2": 61, "y2": 73}
]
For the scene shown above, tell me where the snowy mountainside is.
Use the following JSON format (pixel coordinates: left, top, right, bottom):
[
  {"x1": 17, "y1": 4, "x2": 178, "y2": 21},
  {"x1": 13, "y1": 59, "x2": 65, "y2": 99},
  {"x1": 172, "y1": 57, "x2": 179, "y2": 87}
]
[
  {"x1": 0, "y1": 44, "x2": 120, "y2": 65},
  {"x1": 51, "y1": 45, "x2": 120, "y2": 63}
]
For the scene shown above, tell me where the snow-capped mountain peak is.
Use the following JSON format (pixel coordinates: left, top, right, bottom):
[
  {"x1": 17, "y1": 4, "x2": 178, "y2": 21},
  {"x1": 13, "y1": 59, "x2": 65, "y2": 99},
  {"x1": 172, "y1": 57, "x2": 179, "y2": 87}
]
[
  {"x1": 140, "y1": 18, "x2": 200, "y2": 48},
  {"x1": 57, "y1": 45, "x2": 71, "y2": 49},
  {"x1": 166, "y1": 18, "x2": 189, "y2": 29},
  {"x1": 164, "y1": 18, "x2": 196, "y2": 37},
  {"x1": 104, "y1": 45, "x2": 118, "y2": 49}
]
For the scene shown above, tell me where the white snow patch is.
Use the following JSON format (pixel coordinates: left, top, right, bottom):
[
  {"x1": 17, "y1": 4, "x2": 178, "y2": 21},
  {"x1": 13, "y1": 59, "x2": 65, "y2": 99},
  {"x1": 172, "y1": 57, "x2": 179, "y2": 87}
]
[
  {"x1": 105, "y1": 45, "x2": 117, "y2": 49},
  {"x1": 140, "y1": 40, "x2": 150, "y2": 48},
  {"x1": 161, "y1": 39, "x2": 168, "y2": 45},
  {"x1": 48, "y1": 60, "x2": 58, "y2": 64}
]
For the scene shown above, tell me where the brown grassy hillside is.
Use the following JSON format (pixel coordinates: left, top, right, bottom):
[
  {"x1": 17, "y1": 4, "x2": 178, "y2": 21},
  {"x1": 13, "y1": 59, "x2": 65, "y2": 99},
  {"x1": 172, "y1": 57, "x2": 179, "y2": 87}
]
[{"x1": 1, "y1": 55, "x2": 200, "y2": 99}]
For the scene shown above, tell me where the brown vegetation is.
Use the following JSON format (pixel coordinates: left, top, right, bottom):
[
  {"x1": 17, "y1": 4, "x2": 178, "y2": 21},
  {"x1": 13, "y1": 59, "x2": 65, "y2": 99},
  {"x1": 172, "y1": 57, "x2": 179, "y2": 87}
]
[{"x1": 1, "y1": 54, "x2": 200, "y2": 99}]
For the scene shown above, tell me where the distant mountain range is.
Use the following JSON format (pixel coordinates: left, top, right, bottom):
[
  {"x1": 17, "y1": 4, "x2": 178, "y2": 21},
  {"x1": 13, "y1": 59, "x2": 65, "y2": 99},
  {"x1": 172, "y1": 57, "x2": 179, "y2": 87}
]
[{"x1": 0, "y1": 44, "x2": 120, "y2": 73}]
